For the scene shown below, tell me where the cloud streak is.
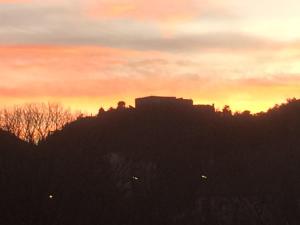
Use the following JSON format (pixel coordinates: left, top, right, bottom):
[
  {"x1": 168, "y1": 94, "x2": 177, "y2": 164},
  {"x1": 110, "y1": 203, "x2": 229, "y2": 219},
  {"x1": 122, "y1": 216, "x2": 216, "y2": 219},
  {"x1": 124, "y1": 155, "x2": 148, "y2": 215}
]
[
  {"x1": 0, "y1": 0, "x2": 242, "y2": 52},
  {"x1": 0, "y1": 0, "x2": 29, "y2": 3},
  {"x1": 87, "y1": 0, "x2": 228, "y2": 22},
  {"x1": 1, "y1": 45, "x2": 300, "y2": 113}
]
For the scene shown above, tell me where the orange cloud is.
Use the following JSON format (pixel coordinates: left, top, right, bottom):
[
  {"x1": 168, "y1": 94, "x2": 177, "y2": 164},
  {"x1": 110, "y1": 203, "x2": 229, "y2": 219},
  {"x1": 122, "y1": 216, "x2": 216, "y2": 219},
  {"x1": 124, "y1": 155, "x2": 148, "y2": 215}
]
[
  {"x1": 1, "y1": 45, "x2": 300, "y2": 114},
  {"x1": 87, "y1": 0, "x2": 225, "y2": 22}
]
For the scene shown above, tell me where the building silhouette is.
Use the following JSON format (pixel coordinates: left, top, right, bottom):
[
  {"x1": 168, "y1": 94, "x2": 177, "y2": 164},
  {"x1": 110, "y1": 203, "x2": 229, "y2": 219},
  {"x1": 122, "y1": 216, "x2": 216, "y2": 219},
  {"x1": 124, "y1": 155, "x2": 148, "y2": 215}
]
[
  {"x1": 135, "y1": 96, "x2": 215, "y2": 113},
  {"x1": 135, "y1": 96, "x2": 193, "y2": 110}
]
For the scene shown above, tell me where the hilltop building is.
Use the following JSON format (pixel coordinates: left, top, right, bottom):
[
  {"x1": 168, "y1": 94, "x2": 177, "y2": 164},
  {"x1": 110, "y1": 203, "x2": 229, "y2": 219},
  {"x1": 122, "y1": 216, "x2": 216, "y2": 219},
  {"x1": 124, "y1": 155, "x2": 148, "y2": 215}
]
[
  {"x1": 135, "y1": 96, "x2": 215, "y2": 113},
  {"x1": 135, "y1": 96, "x2": 193, "y2": 109},
  {"x1": 194, "y1": 104, "x2": 215, "y2": 113}
]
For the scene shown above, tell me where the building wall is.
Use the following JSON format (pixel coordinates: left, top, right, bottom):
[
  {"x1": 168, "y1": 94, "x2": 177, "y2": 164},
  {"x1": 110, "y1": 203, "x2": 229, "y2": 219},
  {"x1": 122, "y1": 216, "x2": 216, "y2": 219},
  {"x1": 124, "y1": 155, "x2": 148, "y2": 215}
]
[{"x1": 135, "y1": 96, "x2": 193, "y2": 109}]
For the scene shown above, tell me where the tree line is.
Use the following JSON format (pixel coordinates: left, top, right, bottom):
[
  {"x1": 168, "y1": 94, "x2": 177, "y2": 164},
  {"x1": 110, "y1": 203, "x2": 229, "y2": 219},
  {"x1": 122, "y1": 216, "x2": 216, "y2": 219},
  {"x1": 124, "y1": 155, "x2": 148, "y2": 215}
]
[{"x1": 0, "y1": 103, "x2": 77, "y2": 143}]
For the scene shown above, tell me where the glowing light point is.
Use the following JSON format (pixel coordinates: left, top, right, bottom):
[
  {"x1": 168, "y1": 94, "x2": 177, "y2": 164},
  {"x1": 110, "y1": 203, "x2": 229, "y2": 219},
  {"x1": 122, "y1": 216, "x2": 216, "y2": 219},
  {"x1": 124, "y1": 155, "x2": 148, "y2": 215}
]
[
  {"x1": 132, "y1": 176, "x2": 139, "y2": 180},
  {"x1": 49, "y1": 194, "x2": 54, "y2": 199},
  {"x1": 201, "y1": 175, "x2": 208, "y2": 179}
]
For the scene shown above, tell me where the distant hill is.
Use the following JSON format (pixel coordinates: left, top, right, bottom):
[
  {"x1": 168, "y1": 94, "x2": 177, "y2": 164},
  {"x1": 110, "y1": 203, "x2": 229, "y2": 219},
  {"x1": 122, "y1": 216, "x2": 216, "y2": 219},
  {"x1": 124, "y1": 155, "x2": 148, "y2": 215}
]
[
  {"x1": 37, "y1": 100, "x2": 300, "y2": 225},
  {"x1": 1, "y1": 99, "x2": 300, "y2": 225},
  {"x1": 0, "y1": 130, "x2": 31, "y2": 150}
]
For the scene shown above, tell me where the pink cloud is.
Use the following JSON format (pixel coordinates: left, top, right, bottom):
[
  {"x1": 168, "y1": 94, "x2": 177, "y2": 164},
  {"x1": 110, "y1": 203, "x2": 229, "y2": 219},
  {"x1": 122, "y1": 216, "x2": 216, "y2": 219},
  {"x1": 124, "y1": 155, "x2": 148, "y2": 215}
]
[{"x1": 0, "y1": 0, "x2": 29, "y2": 3}]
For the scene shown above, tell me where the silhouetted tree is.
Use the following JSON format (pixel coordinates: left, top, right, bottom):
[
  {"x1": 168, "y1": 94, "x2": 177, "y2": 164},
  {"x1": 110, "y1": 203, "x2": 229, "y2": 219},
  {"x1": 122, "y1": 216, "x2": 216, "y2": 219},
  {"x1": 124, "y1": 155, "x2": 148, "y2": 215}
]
[
  {"x1": 222, "y1": 105, "x2": 232, "y2": 116},
  {"x1": 98, "y1": 107, "x2": 105, "y2": 116},
  {"x1": 117, "y1": 101, "x2": 126, "y2": 110},
  {"x1": 0, "y1": 103, "x2": 75, "y2": 143}
]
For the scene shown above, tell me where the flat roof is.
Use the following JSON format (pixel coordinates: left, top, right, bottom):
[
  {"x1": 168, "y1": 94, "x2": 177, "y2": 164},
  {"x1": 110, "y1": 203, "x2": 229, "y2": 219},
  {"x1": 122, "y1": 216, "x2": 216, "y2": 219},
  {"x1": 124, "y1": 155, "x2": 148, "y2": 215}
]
[{"x1": 136, "y1": 96, "x2": 177, "y2": 100}]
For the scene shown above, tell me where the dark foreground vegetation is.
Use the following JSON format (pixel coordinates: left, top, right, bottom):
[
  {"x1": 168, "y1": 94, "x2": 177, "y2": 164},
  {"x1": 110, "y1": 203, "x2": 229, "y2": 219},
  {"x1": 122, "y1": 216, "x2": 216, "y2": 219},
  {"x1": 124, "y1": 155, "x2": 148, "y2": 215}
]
[{"x1": 1, "y1": 98, "x2": 300, "y2": 225}]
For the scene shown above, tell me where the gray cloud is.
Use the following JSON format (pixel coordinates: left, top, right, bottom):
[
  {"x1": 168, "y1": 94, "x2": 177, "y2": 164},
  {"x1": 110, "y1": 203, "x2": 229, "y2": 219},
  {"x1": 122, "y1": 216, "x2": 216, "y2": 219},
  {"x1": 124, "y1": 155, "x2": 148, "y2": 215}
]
[
  {"x1": 0, "y1": 4, "x2": 280, "y2": 52},
  {"x1": 122, "y1": 32, "x2": 278, "y2": 52}
]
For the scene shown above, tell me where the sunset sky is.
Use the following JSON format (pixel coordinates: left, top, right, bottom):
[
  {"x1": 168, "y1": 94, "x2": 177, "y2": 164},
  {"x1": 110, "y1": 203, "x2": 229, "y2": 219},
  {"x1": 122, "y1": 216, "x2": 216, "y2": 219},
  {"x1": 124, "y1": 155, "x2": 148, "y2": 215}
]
[{"x1": 1, "y1": 0, "x2": 300, "y2": 113}]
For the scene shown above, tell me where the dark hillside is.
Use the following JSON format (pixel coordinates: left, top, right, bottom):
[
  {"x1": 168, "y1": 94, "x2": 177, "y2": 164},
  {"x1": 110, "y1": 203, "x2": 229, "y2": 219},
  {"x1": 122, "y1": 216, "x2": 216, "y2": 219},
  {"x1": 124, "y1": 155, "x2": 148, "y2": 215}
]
[
  {"x1": 35, "y1": 100, "x2": 300, "y2": 225},
  {"x1": 0, "y1": 130, "x2": 36, "y2": 225},
  {"x1": 1, "y1": 99, "x2": 300, "y2": 225}
]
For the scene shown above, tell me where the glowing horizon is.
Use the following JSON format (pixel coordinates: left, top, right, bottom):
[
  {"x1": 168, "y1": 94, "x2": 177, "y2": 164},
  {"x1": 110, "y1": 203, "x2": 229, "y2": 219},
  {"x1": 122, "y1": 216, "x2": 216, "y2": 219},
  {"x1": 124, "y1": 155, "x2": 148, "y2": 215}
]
[
  {"x1": 1, "y1": 0, "x2": 300, "y2": 113},
  {"x1": 0, "y1": 94, "x2": 295, "y2": 115}
]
